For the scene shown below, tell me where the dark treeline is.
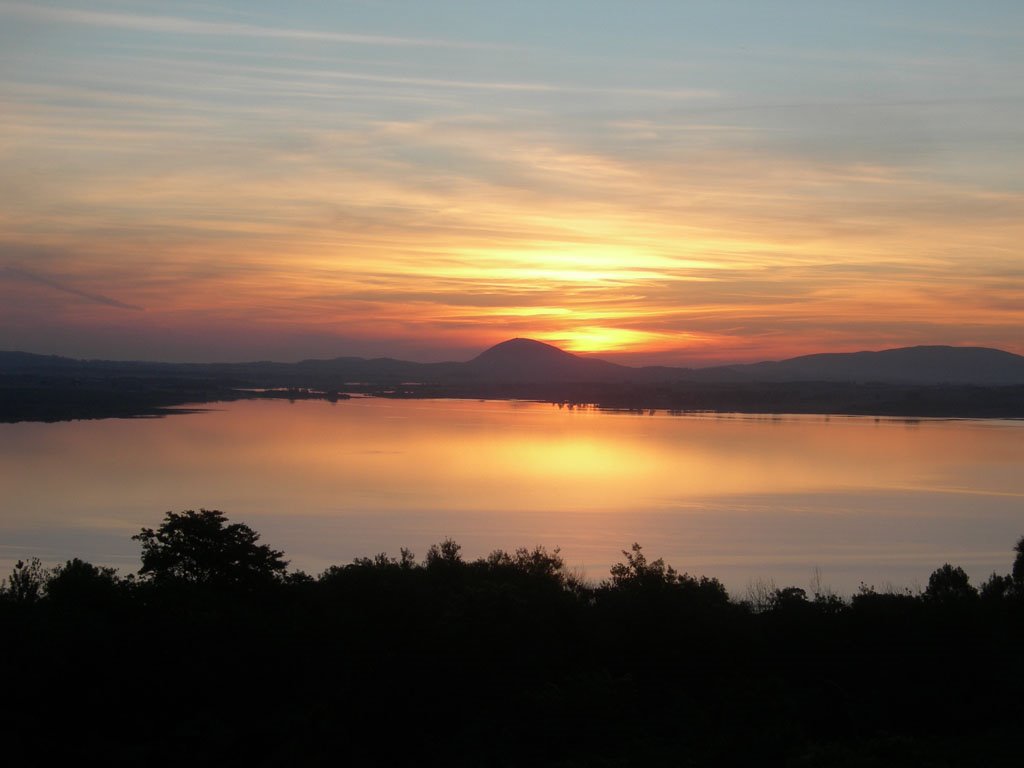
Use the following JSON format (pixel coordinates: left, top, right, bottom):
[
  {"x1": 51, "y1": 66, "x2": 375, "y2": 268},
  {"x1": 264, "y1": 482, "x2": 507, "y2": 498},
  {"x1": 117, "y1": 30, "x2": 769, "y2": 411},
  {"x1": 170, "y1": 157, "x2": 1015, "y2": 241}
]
[
  {"x1": 5, "y1": 373, "x2": 1024, "y2": 423},
  {"x1": 0, "y1": 374, "x2": 350, "y2": 422},
  {"x1": 371, "y1": 380, "x2": 1024, "y2": 419},
  {"x1": 3, "y1": 510, "x2": 1023, "y2": 766},
  {"x1": 5, "y1": 353, "x2": 1024, "y2": 421}
]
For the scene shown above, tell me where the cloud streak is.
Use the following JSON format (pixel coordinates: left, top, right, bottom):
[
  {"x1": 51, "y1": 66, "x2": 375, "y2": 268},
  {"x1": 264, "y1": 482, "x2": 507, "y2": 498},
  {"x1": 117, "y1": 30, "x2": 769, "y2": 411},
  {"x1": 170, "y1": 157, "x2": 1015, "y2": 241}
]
[
  {"x1": 2, "y1": 267, "x2": 144, "y2": 311},
  {"x1": 0, "y1": 2, "x2": 1021, "y2": 362},
  {"x1": 0, "y1": 2, "x2": 504, "y2": 50}
]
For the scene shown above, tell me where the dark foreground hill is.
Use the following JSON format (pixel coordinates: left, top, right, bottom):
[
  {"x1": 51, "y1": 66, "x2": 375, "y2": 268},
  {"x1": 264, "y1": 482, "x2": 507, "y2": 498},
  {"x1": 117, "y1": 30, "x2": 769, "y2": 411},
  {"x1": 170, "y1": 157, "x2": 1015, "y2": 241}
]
[{"x1": 3, "y1": 339, "x2": 1024, "y2": 421}]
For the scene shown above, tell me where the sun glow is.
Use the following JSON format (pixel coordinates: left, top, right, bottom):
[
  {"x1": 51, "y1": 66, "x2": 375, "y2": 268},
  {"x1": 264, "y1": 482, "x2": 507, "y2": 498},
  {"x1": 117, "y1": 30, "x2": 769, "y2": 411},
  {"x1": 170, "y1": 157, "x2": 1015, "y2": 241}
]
[
  {"x1": 1, "y1": 1, "x2": 1022, "y2": 363},
  {"x1": 549, "y1": 327, "x2": 672, "y2": 354}
]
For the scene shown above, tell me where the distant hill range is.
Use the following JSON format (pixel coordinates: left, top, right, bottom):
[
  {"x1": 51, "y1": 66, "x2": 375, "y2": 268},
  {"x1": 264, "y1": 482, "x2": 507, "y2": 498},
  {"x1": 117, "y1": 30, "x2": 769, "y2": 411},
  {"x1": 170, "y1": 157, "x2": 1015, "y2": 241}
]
[
  {"x1": 3, "y1": 338, "x2": 1024, "y2": 386},
  {"x1": 464, "y1": 339, "x2": 1024, "y2": 385}
]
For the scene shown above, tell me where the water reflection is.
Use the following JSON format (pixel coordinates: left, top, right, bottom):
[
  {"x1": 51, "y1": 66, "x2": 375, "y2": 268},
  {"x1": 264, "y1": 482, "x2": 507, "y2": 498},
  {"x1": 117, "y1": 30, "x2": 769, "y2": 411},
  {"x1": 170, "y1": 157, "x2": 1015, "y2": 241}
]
[{"x1": 1, "y1": 399, "x2": 1021, "y2": 593}]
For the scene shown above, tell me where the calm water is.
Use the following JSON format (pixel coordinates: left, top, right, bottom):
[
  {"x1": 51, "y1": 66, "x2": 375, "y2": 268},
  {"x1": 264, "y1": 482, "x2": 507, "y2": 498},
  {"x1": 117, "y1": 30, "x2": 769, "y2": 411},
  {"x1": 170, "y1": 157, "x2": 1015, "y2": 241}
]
[{"x1": 2, "y1": 398, "x2": 1022, "y2": 594}]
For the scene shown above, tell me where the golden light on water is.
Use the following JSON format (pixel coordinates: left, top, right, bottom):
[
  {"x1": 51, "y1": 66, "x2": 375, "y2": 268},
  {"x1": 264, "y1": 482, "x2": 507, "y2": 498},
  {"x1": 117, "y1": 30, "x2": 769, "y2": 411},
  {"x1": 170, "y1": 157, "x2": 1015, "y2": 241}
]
[{"x1": 3, "y1": 399, "x2": 1023, "y2": 591}]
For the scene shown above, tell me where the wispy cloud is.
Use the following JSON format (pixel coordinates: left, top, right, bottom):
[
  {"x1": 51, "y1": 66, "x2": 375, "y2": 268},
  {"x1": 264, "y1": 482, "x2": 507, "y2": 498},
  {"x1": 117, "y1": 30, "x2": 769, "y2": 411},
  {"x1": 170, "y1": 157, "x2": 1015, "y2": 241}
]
[
  {"x1": 2, "y1": 266, "x2": 144, "y2": 311},
  {"x1": 1, "y1": 1, "x2": 1021, "y2": 362},
  {"x1": 0, "y1": 1, "x2": 502, "y2": 50},
  {"x1": 145, "y1": 59, "x2": 719, "y2": 99}
]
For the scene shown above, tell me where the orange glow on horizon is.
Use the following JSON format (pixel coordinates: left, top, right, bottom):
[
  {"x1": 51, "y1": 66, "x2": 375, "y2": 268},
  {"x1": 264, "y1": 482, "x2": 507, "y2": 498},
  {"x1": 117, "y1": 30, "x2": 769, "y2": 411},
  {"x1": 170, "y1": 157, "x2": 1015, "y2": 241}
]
[
  {"x1": 537, "y1": 328, "x2": 706, "y2": 356},
  {"x1": 2, "y1": 6, "x2": 1022, "y2": 364}
]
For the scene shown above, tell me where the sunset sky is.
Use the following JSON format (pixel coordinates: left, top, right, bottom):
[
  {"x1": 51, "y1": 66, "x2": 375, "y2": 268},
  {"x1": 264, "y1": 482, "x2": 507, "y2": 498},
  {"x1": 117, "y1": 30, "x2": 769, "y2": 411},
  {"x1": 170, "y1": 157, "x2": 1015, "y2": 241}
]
[{"x1": 1, "y1": 1, "x2": 1022, "y2": 365}]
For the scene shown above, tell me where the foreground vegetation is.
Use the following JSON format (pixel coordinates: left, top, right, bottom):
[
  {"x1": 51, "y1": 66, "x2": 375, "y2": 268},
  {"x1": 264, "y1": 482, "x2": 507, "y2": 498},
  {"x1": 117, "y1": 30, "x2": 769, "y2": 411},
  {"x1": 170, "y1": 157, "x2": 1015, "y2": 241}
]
[{"x1": 3, "y1": 510, "x2": 1023, "y2": 766}]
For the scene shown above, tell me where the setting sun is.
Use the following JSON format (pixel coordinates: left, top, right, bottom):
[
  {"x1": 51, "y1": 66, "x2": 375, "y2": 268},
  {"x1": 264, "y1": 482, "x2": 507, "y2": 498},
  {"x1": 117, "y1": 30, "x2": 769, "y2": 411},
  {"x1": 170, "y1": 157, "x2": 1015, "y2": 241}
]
[
  {"x1": 3, "y1": 4, "x2": 1024, "y2": 761},
  {"x1": 2, "y1": 2, "x2": 1022, "y2": 363},
  {"x1": 546, "y1": 327, "x2": 682, "y2": 354}
]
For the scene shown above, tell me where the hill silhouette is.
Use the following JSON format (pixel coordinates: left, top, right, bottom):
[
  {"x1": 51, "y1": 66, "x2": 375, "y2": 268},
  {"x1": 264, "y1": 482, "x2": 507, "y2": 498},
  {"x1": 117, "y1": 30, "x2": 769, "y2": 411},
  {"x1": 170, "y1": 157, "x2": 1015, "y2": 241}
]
[
  {"x1": 464, "y1": 338, "x2": 631, "y2": 382},
  {"x1": 472, "y1": 337, "x2": 579, "y2": 366},
  {"x1": 723, "y1": 345, "x2": 1024, "y2": 385},
  {"x1": 466, "y1": 339, "x2": 1024, "y2": 385},
  {"x1": 4, "y1": 339, "x2": 1024, "y2": 386},
  {"x1": 4, "y1": 340, "x2": 1024, "y2": 421}
]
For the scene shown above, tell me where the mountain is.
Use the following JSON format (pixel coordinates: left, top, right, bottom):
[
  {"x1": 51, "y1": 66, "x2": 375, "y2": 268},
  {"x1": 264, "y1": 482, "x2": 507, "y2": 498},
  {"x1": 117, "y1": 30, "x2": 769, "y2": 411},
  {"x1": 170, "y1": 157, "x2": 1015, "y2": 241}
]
[
  {"x1": 3, "y1": 340, "x2": 1024, "y2": 386},
  {"x1": 718, "y1": 345, "x2": 1024, "y2": 385},
  {"x1": 464, "y1": 338, "x2": 632, "y2": 382},
  {"x1": 458, "y1": 340, "x2": 1024, "y2": 385}
]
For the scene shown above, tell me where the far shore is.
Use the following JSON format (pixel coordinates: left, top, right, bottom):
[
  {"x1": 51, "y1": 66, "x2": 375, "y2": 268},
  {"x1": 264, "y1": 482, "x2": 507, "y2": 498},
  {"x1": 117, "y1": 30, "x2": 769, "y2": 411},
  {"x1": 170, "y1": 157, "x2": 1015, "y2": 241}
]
[{"x1": 3, "y1": 375, "x2": 1024, "y2": 423}]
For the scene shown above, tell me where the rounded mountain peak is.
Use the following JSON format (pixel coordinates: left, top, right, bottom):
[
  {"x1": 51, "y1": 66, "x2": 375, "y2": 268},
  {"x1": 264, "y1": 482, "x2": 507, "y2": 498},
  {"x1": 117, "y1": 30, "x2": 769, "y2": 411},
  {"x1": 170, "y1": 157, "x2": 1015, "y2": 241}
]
[
  {"x1": 466, "y1": 338, "x2": 627, "y2": 382},
  {"x1": 472, "y1": 338, "x2": 576, "y2": 364}
]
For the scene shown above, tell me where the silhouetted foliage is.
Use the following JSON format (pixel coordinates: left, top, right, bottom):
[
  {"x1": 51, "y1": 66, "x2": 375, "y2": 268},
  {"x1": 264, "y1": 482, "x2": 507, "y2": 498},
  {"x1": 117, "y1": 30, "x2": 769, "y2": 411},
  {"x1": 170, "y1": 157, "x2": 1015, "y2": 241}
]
[
  {"x1": 852, "y1": 580, "x2": 920, "y2": 602},
  {"x1": 771, "y1": 586, "x2": 809, "y2": 610},
  {"x1": 46, "y1": 558, "x2": 122, "y2": 604},
  {"x1": 605, "y1": 543, "x2": 730, "y2": 609},
  {"x1": 2, "y1": 557, "x2": 46, "y2": 603},
  {"x1": 807, "y1": 583, "x2": 846, "y2": 614},
  {"x1": 744, "y1": 577, "x2": 778, "y2": 612},
  {"x1": 425, "y1": 537, "x2": 463, "y2": 569},
  {"x1": 1013, "y1": 535, "x2": 1024, "y2": 586},
  {"x1": 350, "y1": 546, "x2": 416, "y2": 571},
  {"x1": 981, "y1": 571, "x2": 1014, "y2": 601},
  {"x1": 924, "y1": 563, "x2": 978, "y2": 604},
  {"x1": 485, "y1": 545, "x2": 565, "y2": 580},
  {"x1": 4, "y1": 520, "x2": 1024, "y2": 766},
  {"x1": 133, "y1": 508, "x2": 287, "y2": 586},
  {"x1": 607, "y1": 542, "x2": 677, "y2": 589}
]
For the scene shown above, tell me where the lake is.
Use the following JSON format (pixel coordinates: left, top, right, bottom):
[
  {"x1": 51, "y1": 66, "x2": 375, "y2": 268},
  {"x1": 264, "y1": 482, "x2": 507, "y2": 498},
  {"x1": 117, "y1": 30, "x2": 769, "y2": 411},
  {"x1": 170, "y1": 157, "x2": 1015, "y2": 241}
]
[{"x1": 2, "y1": 397, "x2": 1022, "y2": 595}]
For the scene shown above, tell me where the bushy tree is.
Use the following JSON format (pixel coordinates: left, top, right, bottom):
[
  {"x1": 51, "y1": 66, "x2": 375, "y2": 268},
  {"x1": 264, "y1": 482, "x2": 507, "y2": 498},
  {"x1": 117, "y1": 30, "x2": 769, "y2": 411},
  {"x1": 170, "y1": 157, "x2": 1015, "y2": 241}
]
[
  {"x1": 1013, "y1": 535, "x2": 1024, "y2": 586},
  {"x1": 485, "y1": 545, "x2": 564, "y2": 580},
  {"x1": 2, "y1": 557, "x2": 46, "y2": 603},
  {"x1": 976, "y1": 536, "x2": 1024, "y2": 601},
  {"x1": 425, "y1": 538, "x2": 463, "y2": 569},
  {"x1": 350, "y1": 548, "x2": 417, "y2": 571},
  {"x1": 608, "y1": 543, "x2": 677, "y2": 589},
  {"x1": 606, "y1": 543, "x2": 729, "y2": 605},
  {"x1": 133, "y1": 509, "x2": 287, "y2": 586},
  {"x1": 46, "y1": 558, "x2": 122, "y2": 604},
  {"x1": 979, "y1": 572, "x2": 1013, "y2": 601},
  {"x1": 924, "y1": 563, "x2": 977, "y2": 604},
  {"x1": 771, "y1": 586, "x2": 809, "y2": 610}
]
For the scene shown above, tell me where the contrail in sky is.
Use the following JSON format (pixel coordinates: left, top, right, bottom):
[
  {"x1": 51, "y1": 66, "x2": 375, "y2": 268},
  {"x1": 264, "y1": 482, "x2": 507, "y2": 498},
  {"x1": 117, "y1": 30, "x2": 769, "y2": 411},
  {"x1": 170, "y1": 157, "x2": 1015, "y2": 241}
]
[{"x1": 3, "y1": 266, "x2": 144, "y2": 311}]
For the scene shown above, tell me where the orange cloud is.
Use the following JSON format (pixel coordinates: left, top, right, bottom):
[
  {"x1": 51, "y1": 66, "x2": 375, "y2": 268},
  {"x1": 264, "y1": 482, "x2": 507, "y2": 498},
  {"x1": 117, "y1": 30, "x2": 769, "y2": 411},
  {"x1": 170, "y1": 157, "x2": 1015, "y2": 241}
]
[{"x1": 1, "y1": 9, "x2": 1022, "y2": 363}]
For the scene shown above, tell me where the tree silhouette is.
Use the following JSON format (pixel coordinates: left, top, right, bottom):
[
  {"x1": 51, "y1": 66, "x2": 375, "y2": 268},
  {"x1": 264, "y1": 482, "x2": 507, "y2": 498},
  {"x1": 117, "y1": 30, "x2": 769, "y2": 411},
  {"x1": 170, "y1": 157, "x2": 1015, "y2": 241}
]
[
  {"x1": 2, "y1": 557, "x2": 46, "y2": 603},
  {"x1": 771, "y1": 586, "x2": 809, "y2": 610},
  {"x1": 485, "y1": 545, "x2": 565, "y2": 580},
  {"x1": 133, "y1": 509, "x2": 287, "y2": 586},
  {"x1": 1013, "y1": 535, "x2": 1024, "y2": 586},
  {"x1": 923, "y1": 563, "x2": 977, "y2": 604},
  {"x1": 605, "y1": 543, "x2": 729, "y2": 606},
  {"x1": 980, "y1": 572, "x2": 1013, "y2": 601},
  {"x1": 608, "y1": 542, "x2": 677, "y2": 589},
  {"x1": 425, "y1": 538, "x2": 463, "y2": 569},
  {"x1": 46, "y1": 558, "x2": 122, "y2": 604}
]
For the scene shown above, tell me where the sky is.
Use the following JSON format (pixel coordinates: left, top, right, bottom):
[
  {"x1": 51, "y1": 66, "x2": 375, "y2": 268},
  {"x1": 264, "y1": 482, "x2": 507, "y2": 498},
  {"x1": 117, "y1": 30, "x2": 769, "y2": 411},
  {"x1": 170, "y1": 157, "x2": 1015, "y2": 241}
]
[{"x1": 1, "y1": 1, "x2": 1022, "y2": 365}]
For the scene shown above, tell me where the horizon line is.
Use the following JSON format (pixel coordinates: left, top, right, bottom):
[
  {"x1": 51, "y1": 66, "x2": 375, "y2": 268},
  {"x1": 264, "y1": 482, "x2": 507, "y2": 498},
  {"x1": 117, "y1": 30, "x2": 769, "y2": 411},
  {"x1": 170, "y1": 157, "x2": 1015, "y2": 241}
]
[{"x1": 1, "y1": 338, "x2": 1015, "y2": 370}]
